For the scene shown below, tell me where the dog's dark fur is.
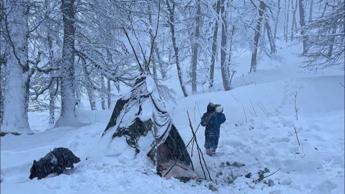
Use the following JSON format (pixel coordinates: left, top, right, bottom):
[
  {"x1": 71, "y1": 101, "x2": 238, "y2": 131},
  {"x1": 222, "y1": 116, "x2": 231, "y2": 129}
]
[{"x1": 29, "y1": 147, "x2": 81, "y2": 180}]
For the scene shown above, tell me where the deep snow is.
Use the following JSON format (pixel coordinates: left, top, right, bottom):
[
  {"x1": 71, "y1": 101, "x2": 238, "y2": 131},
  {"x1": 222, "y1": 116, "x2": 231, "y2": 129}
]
[{"x1": 1, "y1": 46, "x2": 344, "y2": 194}]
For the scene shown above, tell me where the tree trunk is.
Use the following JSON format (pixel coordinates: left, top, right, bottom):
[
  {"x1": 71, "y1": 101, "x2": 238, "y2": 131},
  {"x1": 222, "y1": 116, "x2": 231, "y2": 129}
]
[
  {"x1": 191, "y1": 0, "x2": 201, "y2": 93},
  {"x1": 265, "y1": 18, "x2": 276, "y2": 53},
  {"x1": 55, "y1": 0, "x2": 77, "y2": 127},
  {"x1": 49, "y1": 80, "x2": 56, "y2": 125},
  {"x1": 308, "y1": 0, "x2": 313, "y2": 22},
  {"x1": 274, "y1": 0, "x2": 281, "y2": 39},
  {"x1": 147, "y1": 6, "x2": 158, "y2": 80},
  {"x1": 0, "y1": 0, "x2": 3, "y2": 126},
  {"x1": 209, "y1": 0, "x2": 221, "y2": 89},
  {"x1": 291, "y1": 0, "x2": 298, "y2": 40},
  {"x1": 154, "y1": 46, "x2": 166, "y2": 79},
  {"x1": 166, "y1": 0, "x2": 188, "y2": 97},
  {"x1": 327, "y1": 27, "x2": 336, "y2": 58},
  {"x1": 226, "y1": 25, "x2": 236, "y2": 89},
  {"x1": 220, "y1": 0, "x2": 231, "y2": 90},
  {"x1": 106, "y1": 50, "x2": 112, "y2": 109},
  {"x1": 284, "y1": 0, "x2": 290, "y2": 42},
  {"x1": 1, "y1": 0, "x2": 32, "y2": 134},
  {"x1": 115, "y1": 82, "x2": 120, "y2": 91},
  {"x1": 107, "y1": 78, "x2": 111, "y2": 109},
  {"x1": 80, "y1": 59, "x2": 97, "y2": 111},
  {"x1": 2, "y1": 65, "x2": 31, "y2": 133},
  {"x1": 298, "y1": 0, "x2": 307, "y2": 55},
  {"x1": 87, "y1": 87, "x2": 97, "y2": 111},
  {"x1": 101, "y1": 75, "x2": 106, "y2": 110},
  {"x1": 47, "y1": 34, "x2": 57, "y2": 125},
  {"x1": 0, "y1": 60, "x2": 3, "y2": 126},
  {"x1": 327, "y1": 6, "x2": 336, "y2": 58},
  {"x1": 152, "y1": 50, "x2": 158, "y2": 79},
  {"x1": 147, "y1": 5, "x2": 166, "y2": 79},
  {"x1": 250, "y1": 1, "x2": 265, "y2": 73}
]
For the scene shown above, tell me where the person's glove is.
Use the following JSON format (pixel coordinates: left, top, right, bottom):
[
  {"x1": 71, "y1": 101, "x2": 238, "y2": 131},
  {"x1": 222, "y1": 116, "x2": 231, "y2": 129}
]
[
  {"x1": 201, "y1": 121, "x2": 207, "y2": 126},
  {"x1": 216, "y1": 106, "x2": 223, "y2": 113}
]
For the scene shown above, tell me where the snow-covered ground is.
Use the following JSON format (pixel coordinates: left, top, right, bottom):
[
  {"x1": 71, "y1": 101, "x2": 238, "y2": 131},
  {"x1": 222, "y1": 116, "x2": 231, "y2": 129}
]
[{"x1": 1, "y1": 46, "x2": 344, "y2": 194}]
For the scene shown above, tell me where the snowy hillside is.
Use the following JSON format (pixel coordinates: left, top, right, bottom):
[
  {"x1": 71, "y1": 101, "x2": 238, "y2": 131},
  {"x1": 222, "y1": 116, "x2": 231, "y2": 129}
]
[{"x1": 1, "y1": 47, "x2": 344, "y2": 194}]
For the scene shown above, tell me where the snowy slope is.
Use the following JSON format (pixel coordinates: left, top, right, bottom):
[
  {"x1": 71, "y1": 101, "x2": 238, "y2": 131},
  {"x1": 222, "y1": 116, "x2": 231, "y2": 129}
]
[{"x1": 1, "y1": 47, "x2": 344, "y2": 194}]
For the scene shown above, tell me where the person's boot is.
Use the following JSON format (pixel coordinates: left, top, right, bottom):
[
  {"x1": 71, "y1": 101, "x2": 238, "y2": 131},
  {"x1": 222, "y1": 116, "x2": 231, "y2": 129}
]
[
  {"x1": 206, "y1": 149, "x2": 213, "y2": 156},
  {"x1": 212, "y1": 148, "x2": 216, "y2": 155}
]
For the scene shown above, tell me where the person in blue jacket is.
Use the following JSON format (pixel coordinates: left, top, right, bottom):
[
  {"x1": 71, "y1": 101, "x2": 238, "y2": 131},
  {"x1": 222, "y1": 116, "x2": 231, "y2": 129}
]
[{"x1": 201, "y1": 102, "x2": 226, "y2": 156}]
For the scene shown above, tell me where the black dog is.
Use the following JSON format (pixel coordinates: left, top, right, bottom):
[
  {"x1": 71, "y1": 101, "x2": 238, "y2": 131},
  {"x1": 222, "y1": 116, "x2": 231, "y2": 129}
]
[{"x1": 29, "y1": 147, "x2": 81, "y2": 180}]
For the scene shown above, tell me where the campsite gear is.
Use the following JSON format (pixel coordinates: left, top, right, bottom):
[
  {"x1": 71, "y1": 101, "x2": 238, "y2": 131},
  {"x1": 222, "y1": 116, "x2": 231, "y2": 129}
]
[
  {"x1": 100, "y1": 75, "x2": 195, "y2": 181},
  {"x1": 201, "y1": 102, "x2": 226, "y2": 155}
]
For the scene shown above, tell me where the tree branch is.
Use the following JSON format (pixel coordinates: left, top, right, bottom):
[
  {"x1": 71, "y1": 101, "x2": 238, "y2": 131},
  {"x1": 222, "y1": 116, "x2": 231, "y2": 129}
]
[
  {"x1": 30, "y1": 78, "x2": 56, "y2": 101},
  {"x1": 147, "y1": 0, "x2": 161, "y2": 71},
  {"x1": 28, "y1": 51, "x2": 59, "y2": 74},
  {"x1": 122, "y1": 27, "x2": 144, "y2": 73},
  {"x1": 3, "y1": 6, "x2": 27, "y2": 70},
  {"x1": 263, "y1": 168, "x2": 281, "y2": 179},
  {"x1": 75, "y1": 49, "x2": 134, "y2": 87}
]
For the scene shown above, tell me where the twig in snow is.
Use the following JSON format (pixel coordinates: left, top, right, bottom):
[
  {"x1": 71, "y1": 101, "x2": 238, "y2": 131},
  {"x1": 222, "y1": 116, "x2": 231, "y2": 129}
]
[
  {"x1": 242, "y1": 103, "x2": 247, "y2": 123},
  {"x1": 255, "y1": 168, "x2": 281, "y2": 183},
  {"x1": 257, "y1": 102, "x2": 270, "y2": 117},
  {"x1": 294, "y1": 127, "x2": 301, "y2": 146},
  {"x1": 230, "y1": 93, "x2": 239, "y2": 102},
  {"x1": 194, "y1": 101, "x2": 201, "y2": 122},
  {"x1": 263, "y1": 168, "x2": 281, "y2": 179},
  {"x1": 250, "y1": 99, "x2": 257, "y2": 117},
  {"x1": 294, "y1": 92, "x2": 299, "y2": 121}
]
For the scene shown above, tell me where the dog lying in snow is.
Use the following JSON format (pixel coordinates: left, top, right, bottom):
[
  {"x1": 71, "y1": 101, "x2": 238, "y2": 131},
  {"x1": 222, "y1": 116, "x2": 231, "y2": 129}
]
[{"x1": 29, "y1": 147, "x2": 81, "y2": 180}]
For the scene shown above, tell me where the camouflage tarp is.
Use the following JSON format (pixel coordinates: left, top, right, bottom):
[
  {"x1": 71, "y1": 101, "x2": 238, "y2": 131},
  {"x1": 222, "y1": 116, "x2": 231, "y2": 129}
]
[{"x1": 101, "y1": 75, "x2": 195, "y2": 181}]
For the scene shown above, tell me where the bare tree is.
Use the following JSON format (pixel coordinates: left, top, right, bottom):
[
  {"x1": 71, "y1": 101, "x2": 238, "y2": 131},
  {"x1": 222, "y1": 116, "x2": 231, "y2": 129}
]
[
  {"x1": 166, "y1": 0, "x2": 188, "y2": 97},
  {"x1": 0, "y1": 0, "x2": 4, "y2": 126},
  {"x1": 191, "y1": 0, "x2": 201, "y2": 93},
  {"x1": 1, "y1": 0, "x2": 33, "y2": 134},
  {"x1": 55, "y1": 0, "x2": 77, "y2": 127},
  {"x1": 209, "y1": 0, "x2": 221, "y2": 89},
  {"x1": 298, "y1": 0, "x2": 307, "y2": 55},
  {"x1": 284, "y1": 0, "x2": 290, "y2": 42},
  {"x1": 250, "y1": 1, "x2": 265, "y2": 73},
  {"x1": 301, "y1": 1, "x2": 344, "y2": 70},
  {"x1": 273, "y1": 0, "x2": 281, "y2": 39},
  {"x1": 0, "y1": 57, "x2": 4, "y2": 127},
  {"x1": 291, "y1": 0, "x2": 298, "y2": 40},
  {"x1": 100, "y1": 74, "x2": 106, "y2": 110},
  {"x1": 220, "y1": 0, "x2": 233, "y2": 90},
  {"x1": 308, "y1": 0, "x2": 313, "y2": 22},
  {"x1": 80, "y1": 59, "x2": 97, "y2": 111},
  {"x1": 47, "y1": 35, "x2": 58, "y2": 125}
]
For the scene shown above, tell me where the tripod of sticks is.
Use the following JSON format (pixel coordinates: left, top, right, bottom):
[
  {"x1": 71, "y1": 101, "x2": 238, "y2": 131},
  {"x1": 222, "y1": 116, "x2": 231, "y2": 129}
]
[{"x1": 163, "y1": 111, "x2": 213, "y2": 181}]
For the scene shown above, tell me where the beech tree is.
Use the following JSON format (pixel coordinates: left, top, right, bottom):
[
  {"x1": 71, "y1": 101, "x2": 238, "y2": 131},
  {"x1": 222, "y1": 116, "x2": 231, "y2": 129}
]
[
  {"x1": 209, "y1": 0, "x2": 221, "y2": 89},
  {"x1": 54, "y1": 0, "x2": 77, "y2": 127},
  {"x1": 298, "y1": 0, "x2": 307, "y2": 55},
  {"x1": 1, "y1": 0, "x2": 33, "y2": 134},
  {"x1": 249, "y1": 1, "x2": 278, "y2": 73},
  {"x1": 165, "y1": 0, "x2": 188, "y2": 97}
]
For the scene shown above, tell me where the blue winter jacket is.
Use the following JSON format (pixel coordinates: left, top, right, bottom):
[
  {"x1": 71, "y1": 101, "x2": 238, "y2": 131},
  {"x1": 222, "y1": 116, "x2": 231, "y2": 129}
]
[{"x1": 201, "y1": 111, "x2": 226, "y2": 138}]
